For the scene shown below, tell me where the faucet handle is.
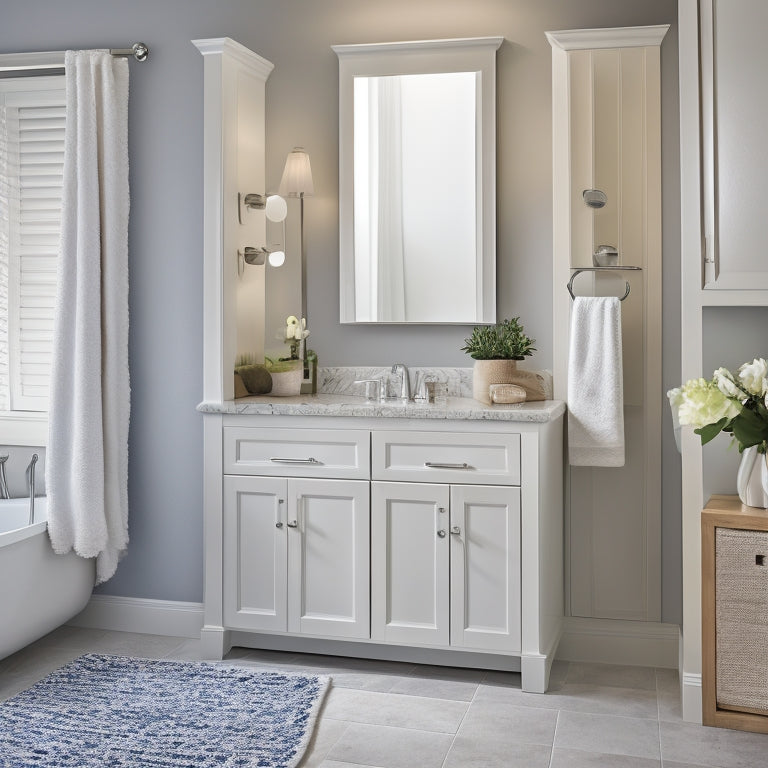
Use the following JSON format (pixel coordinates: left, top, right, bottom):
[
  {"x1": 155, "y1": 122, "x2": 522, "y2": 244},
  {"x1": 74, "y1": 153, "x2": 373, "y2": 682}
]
[{"x1": 354, "y1": 379, "x2": 382, "y2": 403}]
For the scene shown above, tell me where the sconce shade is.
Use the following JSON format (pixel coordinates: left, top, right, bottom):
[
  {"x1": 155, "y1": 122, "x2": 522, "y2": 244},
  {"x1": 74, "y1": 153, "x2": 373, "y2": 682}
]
[
  {"x1": 265, "y1": 194, "x2": 288, "y2": 222},
  {"x1": 278, "y1": 147, "x2": 314, "y2": 197}
]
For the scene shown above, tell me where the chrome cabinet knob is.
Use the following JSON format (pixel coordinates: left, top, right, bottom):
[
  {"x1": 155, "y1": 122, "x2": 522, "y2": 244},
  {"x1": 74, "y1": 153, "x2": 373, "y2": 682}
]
[
  {"x1": 287, "y1": 520, "x2": 298, "y2": 528},
  {"x1": 437, "y1": 529, "x2": 446, "y2": 538},
  {"x1": 275, "y1": 522, "x2": 284, "y2": 529},
  {"x1": 450, "y1": 526, "x2": 461, "y2": 536}
]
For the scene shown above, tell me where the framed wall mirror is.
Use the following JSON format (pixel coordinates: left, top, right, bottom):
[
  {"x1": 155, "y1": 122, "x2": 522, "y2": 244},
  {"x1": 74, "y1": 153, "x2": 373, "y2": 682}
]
[{"x1": 333, "y1": 37, "x2": 502, "y2": 324}]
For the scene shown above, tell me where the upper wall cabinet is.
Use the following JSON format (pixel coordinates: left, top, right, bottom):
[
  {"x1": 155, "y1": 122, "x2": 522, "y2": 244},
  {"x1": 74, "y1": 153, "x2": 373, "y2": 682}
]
[
  {"x1": 333, "y1": 38, "x2": 502, "y2": 324},
  {"x1": 700, "y1": 0, "x2": 768, "y2": 289}
]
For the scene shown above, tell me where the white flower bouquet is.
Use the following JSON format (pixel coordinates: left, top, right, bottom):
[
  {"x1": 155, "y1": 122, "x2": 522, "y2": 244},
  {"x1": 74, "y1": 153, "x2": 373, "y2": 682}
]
[{"x1": 668, "y1": 358, "x2": 768, "y2": 451}]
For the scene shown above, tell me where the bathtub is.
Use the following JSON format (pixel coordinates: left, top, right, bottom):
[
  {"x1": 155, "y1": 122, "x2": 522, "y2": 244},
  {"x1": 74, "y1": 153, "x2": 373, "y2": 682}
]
[{"x1": 0, "y1": 496, "x2": 94, "y2": 660}]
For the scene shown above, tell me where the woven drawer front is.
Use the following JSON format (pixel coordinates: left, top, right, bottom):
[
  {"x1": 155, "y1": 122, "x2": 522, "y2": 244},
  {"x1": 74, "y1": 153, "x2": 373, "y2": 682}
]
[{"x1": 715, "y1": 527, "x2": 768, "y2": 713}]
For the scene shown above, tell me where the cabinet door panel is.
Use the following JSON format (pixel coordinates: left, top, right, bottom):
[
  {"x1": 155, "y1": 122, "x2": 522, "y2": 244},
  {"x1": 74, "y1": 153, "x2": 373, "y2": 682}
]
[
  {"x1": 288, "y1": 478, "x2": 370, "y2": 638},
  {"x1": 223, "y1": 476, "x2": 287, "y2": 631},
  {"x1": 450, "y1": 484, "x2": 521, "y2": 652},
  {"x1": 371, "y1": 482, "x2": 450, "y2": 645}
]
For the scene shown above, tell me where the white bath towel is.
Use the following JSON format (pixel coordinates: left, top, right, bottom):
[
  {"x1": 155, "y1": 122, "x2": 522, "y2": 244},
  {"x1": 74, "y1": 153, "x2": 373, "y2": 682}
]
[
  {"x1": 46, "y1": 51, "x2": 131, "y2": 584},
  {"x1": 567, "y1": 296, "x2": 625, "y2": 466}
]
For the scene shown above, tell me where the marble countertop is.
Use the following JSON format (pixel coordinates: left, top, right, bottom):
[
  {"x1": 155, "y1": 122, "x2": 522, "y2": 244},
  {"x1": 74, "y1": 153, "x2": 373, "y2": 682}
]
[{"x1": 197, "y1": 393, "x2": 566, "y2": 423}]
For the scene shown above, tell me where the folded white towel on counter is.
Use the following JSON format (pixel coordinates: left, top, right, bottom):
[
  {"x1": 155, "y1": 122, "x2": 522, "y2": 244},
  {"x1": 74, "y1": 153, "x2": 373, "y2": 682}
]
[{"x1": 567, "y1": 296, "x2": 625, "y2": 467}]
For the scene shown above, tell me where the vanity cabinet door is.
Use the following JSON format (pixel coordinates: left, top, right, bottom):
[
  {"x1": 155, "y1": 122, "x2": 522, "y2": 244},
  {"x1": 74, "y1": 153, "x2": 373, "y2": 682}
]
[
  {"x1": 287, "y1": 478, "x2": 370, "y2": 639},
  {"x1": 371, "y1": 481, "x2": 450, "y2": 646},
  {"x1": 223, "y1": 476, "x2": 288, "y2": 632},
  {"x1": 449, "y1": 484, "x2": 521, "y2": 653}
]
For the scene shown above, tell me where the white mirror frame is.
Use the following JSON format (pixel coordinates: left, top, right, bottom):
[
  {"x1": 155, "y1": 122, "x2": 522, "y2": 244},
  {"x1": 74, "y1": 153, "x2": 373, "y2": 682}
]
[{"x1": 333, "y1": 37, "x2": 502, "y2": 324}]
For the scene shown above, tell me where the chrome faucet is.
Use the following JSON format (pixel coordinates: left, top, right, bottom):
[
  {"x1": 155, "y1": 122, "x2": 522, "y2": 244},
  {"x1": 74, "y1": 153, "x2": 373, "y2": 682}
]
[{"x1": 391, "y1": 363, "x2": 411, "y2": 402}]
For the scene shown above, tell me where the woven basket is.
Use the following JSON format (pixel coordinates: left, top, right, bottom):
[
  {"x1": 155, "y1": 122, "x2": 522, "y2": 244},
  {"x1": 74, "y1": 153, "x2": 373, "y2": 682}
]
[
  {"x1": 472, "y1": 360, "x2": 518, "y2": 405},
  {"x1": 715, "y1": 527, "x2": 768, "y2": 713}
]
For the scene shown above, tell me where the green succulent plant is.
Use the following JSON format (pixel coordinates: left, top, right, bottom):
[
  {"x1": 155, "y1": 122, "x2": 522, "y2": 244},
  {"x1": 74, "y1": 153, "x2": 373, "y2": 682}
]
[{"x1": 461, "y1": 317, "x2": 536, "y2": 360}]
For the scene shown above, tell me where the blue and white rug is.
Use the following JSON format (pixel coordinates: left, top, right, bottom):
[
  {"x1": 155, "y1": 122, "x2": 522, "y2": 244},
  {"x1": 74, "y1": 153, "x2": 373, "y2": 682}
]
[{"x1": 0, "y1": 653, "x2": 329, "y2": 767}]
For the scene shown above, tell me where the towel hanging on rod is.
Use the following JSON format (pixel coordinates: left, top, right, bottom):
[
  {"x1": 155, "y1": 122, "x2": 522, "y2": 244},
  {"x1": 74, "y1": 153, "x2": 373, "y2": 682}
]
[{"x1": 567, "y1": 265, "x2": 642, "y2": 302}]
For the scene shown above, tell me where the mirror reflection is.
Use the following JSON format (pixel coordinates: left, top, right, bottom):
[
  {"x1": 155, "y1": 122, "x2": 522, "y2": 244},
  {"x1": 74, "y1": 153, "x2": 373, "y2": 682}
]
[{"x1": 352, "y1": 72, "x2": 477, "y2": 322}]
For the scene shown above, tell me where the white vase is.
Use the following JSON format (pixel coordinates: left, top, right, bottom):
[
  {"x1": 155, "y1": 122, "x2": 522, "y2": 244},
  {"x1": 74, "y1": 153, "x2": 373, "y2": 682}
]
[{"x1": 736, "y1": 446, "x2": 768, "y2": 508}]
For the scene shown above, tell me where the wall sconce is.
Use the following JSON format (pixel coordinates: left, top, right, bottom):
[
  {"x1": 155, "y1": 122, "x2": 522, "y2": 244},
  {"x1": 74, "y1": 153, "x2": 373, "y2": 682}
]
[
  {"x1": 238, "y1": 192, "x2": 288, "y2": 224},
  {"x1": 237, "y1": 192, "x2": 288, "y2": 274},
  {"x1": 237, "y1": 245, "x2": 286, "y2": 276},
  {"x1": 278, "y1": 147, "x2": 314, "y2": 323}
]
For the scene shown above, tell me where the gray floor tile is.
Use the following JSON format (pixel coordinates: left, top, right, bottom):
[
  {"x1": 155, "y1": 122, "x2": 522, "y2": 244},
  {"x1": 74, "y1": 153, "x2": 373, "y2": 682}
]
[
  {"x1": 81, "y1": 630, "x2": 188, "y2": 658},
  {"x1": 321, "y1": 686, "x2": 468, "y2": 733},
  {"x1": 297, "y1": 717, "x2": 349, "y2": 768},
  {"x1": 387, "y1": 674, "x2": 478, "y2": 701},
  {"x1": 33, "y1": 625, "x2": 108, "y2": 650},
  {"x1": 566, "y1": 662, "x2": 657, "y2": 691},
  {"x1": 0, "y1": 644, "x2": 83, "y2": 678},
  {"x1": 551, "y1": 747, "x2": 661, "y2": 767},
  {"x1": 407, "y1": 663, "x2": 487, "y2": 683},
  {"x1": 326, "y1": 722, "x2": 453, "y2": 768},
  {"x1": 550, "y1": 660, "x2": 571, "y2": 687},
  {"x1": 662, "y1": 762, "x2": 727, "y2": 768},
  {"x1": 162, "y1": 637, "x2": 207, "y2": 661},
  {"x1": 458, "y1": 698, "x2": 558, "y2": 746},
  {"x1": 481, "y1": 669, "x2": 524, "y2": 689},
  {"x1": 318, "y1": 761, "x2": 384, "y2": 768},
  {"x1": 655, "y1": 668, "x2": 680, "y2": 693},
  {"x1": 660, "y1": 720, "x2": 768, "y2": 768},
  {"x1": 476, "y1": 681, "x2": 659, "y2": 719},
  {"x1": 443, "y1": 735, "x2": 552, "y2": 767},
  {"x1": 555, "y1": 711, "x2": 661, "y2": 760}
]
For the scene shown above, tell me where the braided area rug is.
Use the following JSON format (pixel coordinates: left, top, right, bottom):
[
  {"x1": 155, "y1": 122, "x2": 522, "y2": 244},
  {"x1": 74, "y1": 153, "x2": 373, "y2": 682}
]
[{"x1": 0, "y1": 654, "x2": 329, "y2": 767}]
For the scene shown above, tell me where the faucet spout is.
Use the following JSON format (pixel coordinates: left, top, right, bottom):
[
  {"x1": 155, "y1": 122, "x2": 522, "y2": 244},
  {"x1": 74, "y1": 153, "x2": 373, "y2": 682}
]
[{"x1": 391, "y1": 363, "x2": 411, "y2": 402}]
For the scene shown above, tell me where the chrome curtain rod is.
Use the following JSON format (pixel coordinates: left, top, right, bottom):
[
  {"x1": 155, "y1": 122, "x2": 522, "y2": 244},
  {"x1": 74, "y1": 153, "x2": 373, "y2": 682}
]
[{"x1": 0, "y1": 43, "x2": 149, "y2": 73}]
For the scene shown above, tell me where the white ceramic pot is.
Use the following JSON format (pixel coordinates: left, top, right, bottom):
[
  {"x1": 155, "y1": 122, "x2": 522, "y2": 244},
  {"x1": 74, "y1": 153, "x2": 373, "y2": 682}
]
[
  {"x1": 269, "y1": 365, "x2": 302, "y2": 397},
  {"x1": 736, "y1": 446, "x2": 768, "y2": 508}
]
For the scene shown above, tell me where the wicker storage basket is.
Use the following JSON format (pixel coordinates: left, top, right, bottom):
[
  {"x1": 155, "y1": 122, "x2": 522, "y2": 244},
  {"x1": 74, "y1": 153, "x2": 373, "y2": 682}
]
[{"x1": 715, "y1": 527, "x2": 768, "y2": 713}]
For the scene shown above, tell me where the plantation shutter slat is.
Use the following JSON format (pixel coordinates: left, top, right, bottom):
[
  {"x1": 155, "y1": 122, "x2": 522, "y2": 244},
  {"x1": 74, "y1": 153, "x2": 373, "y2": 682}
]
[{"x1": 0, "y1": 81, "x2": 65, "y2": 413}]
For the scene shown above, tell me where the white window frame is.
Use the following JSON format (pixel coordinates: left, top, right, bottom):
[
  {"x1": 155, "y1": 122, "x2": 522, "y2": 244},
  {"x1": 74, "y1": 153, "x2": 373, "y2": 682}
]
[{"x1": 0, "y1": 64, "x2": 65, "y2": 446}]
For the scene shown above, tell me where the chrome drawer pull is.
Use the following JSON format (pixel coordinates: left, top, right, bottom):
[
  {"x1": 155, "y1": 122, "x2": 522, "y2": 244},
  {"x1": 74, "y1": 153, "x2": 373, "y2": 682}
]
[
  {"x1": 424, "y1": 461, "x2": 469, "y2": 469},
  {"x1": 287, "y1": 520, "x2": 298, "y2": 528},
  {"x1": 450, "y1": 526, "x2": 462, "y2": 536},
  {"x1": 269, "y1": 457, "x2": 321, "y2": 464}
]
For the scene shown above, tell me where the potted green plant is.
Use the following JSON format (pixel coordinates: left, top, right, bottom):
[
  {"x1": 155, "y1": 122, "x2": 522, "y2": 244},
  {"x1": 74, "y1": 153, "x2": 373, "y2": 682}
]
[{"x1": 461, "y1": 317, "x2": 536, "y2": 404}]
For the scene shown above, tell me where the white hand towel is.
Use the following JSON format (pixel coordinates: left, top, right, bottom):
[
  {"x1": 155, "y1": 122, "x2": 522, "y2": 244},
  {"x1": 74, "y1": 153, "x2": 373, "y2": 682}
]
[
  {"x1": 46, "y1": 50, "x2": 130, "y2": 584},
  {"x1": 567, "y1": 296, "x2": 625, "y2": 466}
]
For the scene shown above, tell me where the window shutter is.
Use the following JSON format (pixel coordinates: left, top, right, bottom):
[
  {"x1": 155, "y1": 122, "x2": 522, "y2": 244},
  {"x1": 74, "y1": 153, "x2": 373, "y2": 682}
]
[{"x1": 0, "y1": 78, "x2": 65, "y2": 414}]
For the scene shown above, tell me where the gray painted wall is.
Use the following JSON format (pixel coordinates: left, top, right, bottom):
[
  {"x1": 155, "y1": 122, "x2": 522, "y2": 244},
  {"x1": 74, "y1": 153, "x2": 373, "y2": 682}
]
[{"x1": 1, "y1": 0, "x2": 681, "y2": 622}]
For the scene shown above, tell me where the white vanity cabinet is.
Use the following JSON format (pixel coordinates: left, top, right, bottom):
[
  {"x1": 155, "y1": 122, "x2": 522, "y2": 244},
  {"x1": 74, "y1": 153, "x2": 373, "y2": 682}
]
[
  {"x1": 371, "y1": 481, "x2": 520, "y2": 652},
  {"x1": 200, "y1": 405, "x2": 564, "y2": 693},
  {"x1": 223, "y1": 475, "x2": 370, "y2": 639}
]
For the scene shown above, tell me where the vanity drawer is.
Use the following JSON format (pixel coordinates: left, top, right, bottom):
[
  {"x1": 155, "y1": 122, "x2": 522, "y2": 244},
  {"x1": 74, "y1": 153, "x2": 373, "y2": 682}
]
[
  {"x1": 371, "y1": 430, "x2": 520, "y2": 486},
  {"x1": 224, "y1": 427, "x2": 370, "y2": 479}
]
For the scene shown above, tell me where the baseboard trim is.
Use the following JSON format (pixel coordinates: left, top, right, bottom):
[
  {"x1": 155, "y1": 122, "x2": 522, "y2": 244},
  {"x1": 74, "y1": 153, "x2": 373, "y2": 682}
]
[
  {"x1": 557, "y1": 617, "x2": 679, "y2": 668},
  {"x1": 68, "y1": 595, "x2": 204, "y2": 639},
  {"x1": 682, "y1": 672, "x2": 703, "y2": 723}
]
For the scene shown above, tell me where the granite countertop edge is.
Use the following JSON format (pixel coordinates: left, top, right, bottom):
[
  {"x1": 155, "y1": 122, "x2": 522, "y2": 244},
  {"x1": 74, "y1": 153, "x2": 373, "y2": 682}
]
[{"x1": 197, "y1": 395, "x2": 566, "y2": 423}]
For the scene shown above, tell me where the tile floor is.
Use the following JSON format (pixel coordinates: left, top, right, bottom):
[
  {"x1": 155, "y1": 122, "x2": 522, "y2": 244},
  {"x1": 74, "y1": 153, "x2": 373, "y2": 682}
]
[{"x1": 1, "y1": 627, "x2": 766, "y2": 767}]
